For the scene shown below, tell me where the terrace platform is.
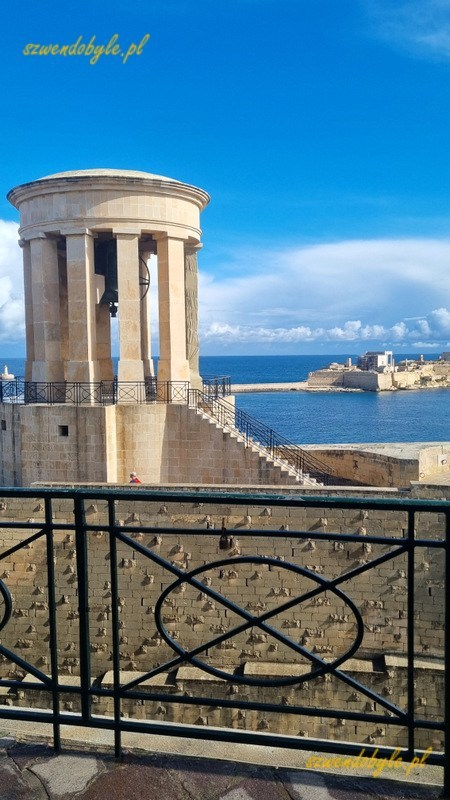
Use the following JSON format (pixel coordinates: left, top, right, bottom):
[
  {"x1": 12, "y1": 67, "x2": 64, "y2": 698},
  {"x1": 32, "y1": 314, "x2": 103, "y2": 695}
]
[
  {"x1": 0, "y1": 486, "x2": 448, "y2": 798},
  {"x1": 0, "y1": 726, "x2": 443, "y2": 800}
]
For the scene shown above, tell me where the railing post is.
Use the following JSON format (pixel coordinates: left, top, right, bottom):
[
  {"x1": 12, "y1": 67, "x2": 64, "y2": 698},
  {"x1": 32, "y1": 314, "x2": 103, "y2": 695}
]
[
  {"x1": 444, "y1": 509, "x2": 450, "y2": 798},
  {"x1": 407, "y1": 509, "x2": 415, "y2": 762},
  {"x1": 73, "y1": 496, "x2": 92, "y2": 725},
  {"x1": 108, "y1": 496, "x2": 122, "y2": 759},
  {"x1": 45, "y1": 496, "x2": 61, "y2": 752}
]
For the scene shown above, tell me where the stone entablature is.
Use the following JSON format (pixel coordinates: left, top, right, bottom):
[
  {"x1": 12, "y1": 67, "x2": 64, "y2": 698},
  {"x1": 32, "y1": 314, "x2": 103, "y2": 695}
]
[{"x1": 7, "y1": 169, "x2": 209, "y2": 241}]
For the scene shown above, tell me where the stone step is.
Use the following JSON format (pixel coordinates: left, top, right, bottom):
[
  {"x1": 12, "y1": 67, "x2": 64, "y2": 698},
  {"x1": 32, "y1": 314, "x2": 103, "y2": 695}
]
[{"x1": 194, "y1": 405, "x2": 308, "y2": 484}]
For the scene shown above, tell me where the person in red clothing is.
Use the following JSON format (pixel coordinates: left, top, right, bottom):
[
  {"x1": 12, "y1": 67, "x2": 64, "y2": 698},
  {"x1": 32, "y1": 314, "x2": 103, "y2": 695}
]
[{"x1": 129, "y1": 472, "x2": 141, "y2": 484}]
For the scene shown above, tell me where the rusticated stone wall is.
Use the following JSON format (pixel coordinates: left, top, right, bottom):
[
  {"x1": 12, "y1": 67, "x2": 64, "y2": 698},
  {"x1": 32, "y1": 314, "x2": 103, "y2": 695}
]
[
  {"x1": 0, "y1": 490, "x2": 445, "y2": 753},
  {"x1": 286, "y1": 444, "x2": 450, "y2": 489},
  {"x1": 0, "y1": 403, "x2": 299, "y2": 487}
]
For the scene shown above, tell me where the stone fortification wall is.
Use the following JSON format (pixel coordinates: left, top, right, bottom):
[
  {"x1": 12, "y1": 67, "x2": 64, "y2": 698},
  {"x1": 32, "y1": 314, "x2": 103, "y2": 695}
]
[
  {"x1": 163, "y1": 405, "x2": 297, "y2": 485},
  {"x1": 343, "y1": 371, "x2": 392, "y2": 391},
  {"x1": 411, "y1": 483, "x2": 450, "y2": 499},
  {"x1": 0, "y1": 405, "x2": 22, "y2": 486},
  {"x1": 434, "y1": 361, "x2": 450, "y2": 377},
  {"x1": 299, "y1": 447, "x2": 418, "y2": 488},
  {"x1": 298, "y1": 444, "x2": 450, "y2": 488},
  {"x1": 309, "y1": 360, "x2": 450, "y2": 391},
  {"x1": 307, "y1": 370, "x2": 344, "y2": 388},
  {"x1": 0, "y1": 403, "x2": 298, "y2": 487},
  {"x1": 392, "y1": 372, "x2": 419, "y2": 389},
  {"x1": 0, "y1": 489, "x2": 444, "y2": 752},
  {"x1": 113, "y1": 404, "x2": 168, "y2": 484},
  {"x1": 307, "y1": 369, "x2": 392, "y2": 391},
  {"x1": 0, "y1": 405, "x2": 112, "y2": 487},
  {"x1": 418, "y1": 445, "x2": 450, "y2": 478}
]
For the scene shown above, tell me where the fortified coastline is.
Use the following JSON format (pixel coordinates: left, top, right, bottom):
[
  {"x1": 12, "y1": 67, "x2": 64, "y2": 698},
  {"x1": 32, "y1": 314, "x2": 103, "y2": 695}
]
[
  {"x1": 307, "y1": 351, "x2": 450, "y2": 392},
  {"x1": 231, "y1": 352, "x2": 450, "y2": 394},
  {"x1": 231, "y1": 352, "x2": 450, "y2": 393}
]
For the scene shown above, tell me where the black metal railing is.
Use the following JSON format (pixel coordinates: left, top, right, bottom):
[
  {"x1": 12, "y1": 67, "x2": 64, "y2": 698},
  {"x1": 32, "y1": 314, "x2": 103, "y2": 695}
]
[
  {"x1": 201, "y1": 375, "x2": 232, "y2": 397},
  {"x1": 0, "y1": 378, "x2": 331, "y2": 483},
  {"x1": 0, "y1": 377, "x2": 233, "y2": 405},
  {"x1": 0, "y1": 378, "x2": 190, "y2": 405},
  {"x1": 0, "y1": 488, "x2": 448, "y2": 793},
  {"x1": 189, "y1": 389, "x2": 334, "y2": 485}
]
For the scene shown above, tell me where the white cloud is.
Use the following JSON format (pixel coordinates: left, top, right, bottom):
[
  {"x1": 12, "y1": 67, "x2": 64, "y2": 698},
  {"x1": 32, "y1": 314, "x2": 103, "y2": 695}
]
[
  {"x1": 0, "y1": 222, "x2": 450, "y2": 353},
  {"x1": 199, "y1": 237, "x2": 450, "y2": 348},
  {"x1": 390, "y1": 322, "x2": 409, "y2": 341},
  {"x1": 0, "y1": 221, "x2": 23, "y2": 343},
  {"x1": 199, "y1": 312, "x2": 450, "y2": 347},
  {"x1": 428, "y1": 307, "x2": 450, "y2": 332},
  {"x1": 363, "y1": 0, "x2": 450, "y2": 59}
]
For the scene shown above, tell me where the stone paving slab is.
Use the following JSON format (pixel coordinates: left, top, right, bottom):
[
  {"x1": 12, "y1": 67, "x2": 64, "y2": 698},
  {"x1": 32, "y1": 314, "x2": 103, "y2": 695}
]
[
  {"x1": 0, "y1": 737, "x2": 444, "y2": 800},
  {"x1": 0, "y1": 752, "x2": 46, "y2": 800}
]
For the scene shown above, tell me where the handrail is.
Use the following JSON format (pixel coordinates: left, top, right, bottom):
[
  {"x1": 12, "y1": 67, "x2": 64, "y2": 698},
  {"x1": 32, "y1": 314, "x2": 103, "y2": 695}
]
[
  {"x1": 188, "y1": 389, "x2": 334, "y2": 485},
  {"x1": 201, "y1": 375, "x2": 232, "y2": 397},
  {"x1": 0, "y1": 378, "x2": 190, "y2": 405},
  {"x1": 0, "y1": 377, "x2": 232, "y2": 404}
]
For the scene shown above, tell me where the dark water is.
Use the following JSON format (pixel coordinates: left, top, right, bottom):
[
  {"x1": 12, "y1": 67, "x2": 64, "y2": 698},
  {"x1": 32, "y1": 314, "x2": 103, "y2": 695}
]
[
  {"x1": 200, "y1": 354, "x2": 352, "y2": 383},
  {"x1": 3, "y1": 354, "x2": 449, "y2": 445},
  {"x1": 207, "y1": 355, "x2": 450, "y2": 445},
  {"x1": 235, "y1": 387, "x2": 450, "y2": 445}
]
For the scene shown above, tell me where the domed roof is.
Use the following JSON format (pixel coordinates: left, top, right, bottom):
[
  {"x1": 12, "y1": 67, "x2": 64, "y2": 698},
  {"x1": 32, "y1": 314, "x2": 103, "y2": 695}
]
[
  {"x1": 39, "y1": 168, "x2": 175, "y2": 181},
  {"x1": 7, "y1": 168, "x2": 210, "y2": 209}
]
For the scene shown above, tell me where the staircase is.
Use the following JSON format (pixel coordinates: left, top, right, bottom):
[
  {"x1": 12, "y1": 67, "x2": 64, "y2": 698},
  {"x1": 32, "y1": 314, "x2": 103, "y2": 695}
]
[{"x1": 188, "y1": 390, "x2": 334, "y2": 486}]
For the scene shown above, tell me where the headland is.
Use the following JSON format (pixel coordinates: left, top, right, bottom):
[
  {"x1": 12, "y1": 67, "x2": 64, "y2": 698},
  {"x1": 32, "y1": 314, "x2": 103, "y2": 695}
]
[
  {"x1": 232, "y1": 381, "x2": 362, "y2": 393},
  {"x1": 307, "y1": 351, "x2": 450, "y2": 392}
]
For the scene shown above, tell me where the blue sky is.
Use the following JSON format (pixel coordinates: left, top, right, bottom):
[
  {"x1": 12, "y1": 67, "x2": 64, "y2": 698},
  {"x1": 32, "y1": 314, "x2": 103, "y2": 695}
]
[{"x1": 1, "y1": 0, "x2": 450, "y2": 355}]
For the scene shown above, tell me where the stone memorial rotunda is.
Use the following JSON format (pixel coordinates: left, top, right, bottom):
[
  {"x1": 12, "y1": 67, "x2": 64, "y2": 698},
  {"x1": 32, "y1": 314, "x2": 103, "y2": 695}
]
[{"x1": 1, "y1": 169, "x2": 321, "y2": 487}]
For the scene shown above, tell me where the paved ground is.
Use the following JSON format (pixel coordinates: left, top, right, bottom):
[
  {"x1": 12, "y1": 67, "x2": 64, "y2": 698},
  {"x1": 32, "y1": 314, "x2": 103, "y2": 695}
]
[{"x1": 0, "y1": 735, "x2": 445, "y2": 800}]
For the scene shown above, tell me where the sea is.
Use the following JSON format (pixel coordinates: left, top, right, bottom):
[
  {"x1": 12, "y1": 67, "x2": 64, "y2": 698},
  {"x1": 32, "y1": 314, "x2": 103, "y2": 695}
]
[{"x1": 2, "y1": 354, "x2": 449, "y2": 446}]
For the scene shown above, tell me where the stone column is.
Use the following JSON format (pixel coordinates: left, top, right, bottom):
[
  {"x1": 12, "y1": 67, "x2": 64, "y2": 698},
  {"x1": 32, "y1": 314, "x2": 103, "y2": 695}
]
[
  {"x1": 57, "y1": 243, "x2": 69, "y2": 369},
  {"x1": 96, "y1": 304, "x2": 114, "y2": 380},
  {"x1": 185, "y1": 243, "x2": 202, "y2": 389},
  {"x1": 64, "y1": 230, "x2": 99, "y2": 383},
  {"x1": 19, "y1": 239, "x2": 34, "y2": 381},
  {"x1": 139, "y1": 250, "x2": 154, "y2": 378},
  {"x1": 29, "y1": 235, "x2": 64, "y2": 382},
  {"x1": 116, "y1": 233, "x2": 144, "y2": 383},
  {"x1": 156, "y1": 235, "x2": 190, "y2": 385}
]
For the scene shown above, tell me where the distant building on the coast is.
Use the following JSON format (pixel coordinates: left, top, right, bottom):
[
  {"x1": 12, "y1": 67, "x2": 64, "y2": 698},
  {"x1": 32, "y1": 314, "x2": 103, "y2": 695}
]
[
  {"x1": 357, "y1": 350, "x2": 394, "y2": 372},
  {"x1": 308, "y1": 350, "x2": 450, "y2": 392}
]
